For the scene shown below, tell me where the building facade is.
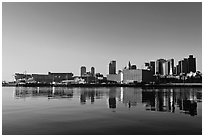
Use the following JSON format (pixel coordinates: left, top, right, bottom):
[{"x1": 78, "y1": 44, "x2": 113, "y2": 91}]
[
  {"x1": 181, "y1": 58, "x2": 188, "y2": 74},
  {"x1": 123, "y1": 69, "x2": 153, "y2": 83},
  {"x1": 14, "y1": 73, "x2": 32, "y2": 82},
  {"x1": 150, "y1": 61, "x2": 155, "y2": 75},
  {"x1": 163, "y1": 59, "x2": 174, "y2": 76},
  {"x1": 176, "y1": 55, "x2": 196, "y2": 75},
  {"x1": 48, "y1": 72, "x2": 74, "y2": 82},
  {"x1": 107, "y1": 71, "x2": 123, "y2": 83},
  {"x1": 168, "y1": 59, "x2": 174, "y2": 75},
  {"x1": 81, "y1": 66, "x2": 86, "y2": 77},
  {"x1": 156, "y1": 59, "x2": 166, "y2": 75},
  {"x1": 188, "y1": 55, "x2": 196, "y2": 73},
  {"x1": 91, "y1": 67, "x2": 95, "y2": 76},
  {"x1": 109, "y1": 60, "x2": 116, "y2": 74},
  {"x1": 32, "y1": 74, "x2": 52, "y2": 83}
]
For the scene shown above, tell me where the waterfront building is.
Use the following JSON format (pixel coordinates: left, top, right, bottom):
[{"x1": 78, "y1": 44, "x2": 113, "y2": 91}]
[
  {"x1": 14, "y1": 73, "x2": 32, "y2": 82},
  {"x1": 91, "y1": 67, "x2": 95, "y2": 76},
  {"x1": 48, "y1": 72, "x2": 74, "y2": 82},
  {"x1": 168, "y1": 59, "x2": 174, "y2": 75},
  {"x1": 188, "y1": 55, "x2": 196, "y2": 73},
  {"x1": 163, "y1": 61, "x2": 169, "y2": 76},
  {"x1": 107, "y1": 61, "x2": 153, "y2": 83},
  {"x1": 178, "y1": 61, "x2": 182, "y2": 75},
  {"x1": 181, "y1": 58, "x2": 188, "y2": 74},
  {"x1": 173, "y1": 67, "x2": 177, "y2": 75},
  {"x1": 81, "y1": 71, "x2": 96, "y2": 84},
  {"x1": 156, "y1": 59, "x2": 166, "y2": 75},
  {"x1": 109, "y1": 60, "x2": 116, "y2": 74},
  {"x1": 107, "y1": 71, "x2": 123, "y2": 83},
  {"x1": 175, "y1": 55, "x2": 196, "y2": 75},
  {"x1": 15, "y1": 72, "x2": 75, "y2": 84},
  {"x1": 150, "y1": 61, "x2": 155, "y2": 75},
  {"x1": 81, "y1": 66, "x2": 86, "y2": 77},
  {"x1": 176, "y1": 65, "x2": 179, "y2": 75},
  {"x1": 32, "y1": 74, "x2": 53, "y2": 83},
  {"x1": 62, "y1": 77, "x2": 85, "y2": 84},
  {"x1": 163, "y1": 59, "x2": 174, "y2": 76},
  {"x1": 123, "y1": 69, "x2": 153, "y2": 83}
]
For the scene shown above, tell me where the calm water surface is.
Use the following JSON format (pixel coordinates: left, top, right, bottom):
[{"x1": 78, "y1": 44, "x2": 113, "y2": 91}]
[{"x1": 2, "y1": 87, "x2": 202, "y2": 135}]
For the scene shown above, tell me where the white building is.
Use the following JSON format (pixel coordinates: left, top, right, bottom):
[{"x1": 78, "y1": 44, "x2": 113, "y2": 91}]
[
  {"x1": 123, "y1": 69, "x2": 153, "y2": 84},
  {"x1": 107, "y1": 69, "x2": 153, "y2": 84},
  {"x1": 107, "y1": 71, "x2": 123, "y2": 83}
]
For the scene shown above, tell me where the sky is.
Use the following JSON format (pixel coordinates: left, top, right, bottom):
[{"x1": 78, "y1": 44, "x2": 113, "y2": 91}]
[{"x1": 2, "y1": 2, "x2": 202, "y2": 81}]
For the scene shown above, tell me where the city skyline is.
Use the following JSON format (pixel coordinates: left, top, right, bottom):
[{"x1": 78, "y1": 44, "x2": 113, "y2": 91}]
[{"x1": 3, "y1": 2, "x2": 202, "y2": 81}]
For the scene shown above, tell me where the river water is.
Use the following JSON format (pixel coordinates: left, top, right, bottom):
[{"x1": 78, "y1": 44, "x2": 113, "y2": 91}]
[{"x1": 2, "y1": 87, "x2": 202, "y2": 135}]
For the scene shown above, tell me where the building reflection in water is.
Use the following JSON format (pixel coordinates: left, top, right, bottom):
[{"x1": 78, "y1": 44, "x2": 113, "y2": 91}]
[
  {"x1": 122, "y1": 88, "x2": 142, "y2": 108},
  {"x1": 14, "y1": 87, "x2": 73, "y2": 99},
  {"x1": 79, "y1": 88, "x2": 108, "y2": 105},
  {"x1": 141, "y1": 88, "x2": 200, "y2": 116},
  {"x1": 108, "y1": 88, "x2": 116, "y2": 109},
  {"x1": 14, "y1": 87, "x2": 201, "y2": 116}
]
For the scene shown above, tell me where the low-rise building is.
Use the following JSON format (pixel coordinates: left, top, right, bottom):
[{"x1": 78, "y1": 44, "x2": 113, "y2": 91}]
[
  {"x1": 48, "y1": 72, "x2": 74, "y2": 82},
  {"x1": 32, "y1": 74, "x2": 52, "y2": 83},
  {"x1": 14, "y1": 73, "x2": 32, "y2": 82},
  {"x1": 123, "y1": 69, "x2": 153, "y2": 84},
  {"x1": 107, "y1": 71, "x2": 123, "y2": 83},
  {"x1": 107, "y1": 68, "x2": 153, "y2": 84}
]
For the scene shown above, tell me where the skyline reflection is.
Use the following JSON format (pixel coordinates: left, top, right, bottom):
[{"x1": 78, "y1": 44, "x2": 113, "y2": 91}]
[{"x1": 14, "y1": 87, "x2": 201, "y2": 116}]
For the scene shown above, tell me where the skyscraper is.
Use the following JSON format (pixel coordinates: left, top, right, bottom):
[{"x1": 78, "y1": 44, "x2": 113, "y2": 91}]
[
  {"x1": 176, "y1": 55, "x2": 196, "y2": 75},
  {"x1": 188, "y1": 55, "x2": 196, "y2": 73},
  {"x1": 91, "y1": 67, "x2": 95, "y2": 76},
  {"x1": 128, "y1": 61, "x2": 131, "y2": 69},
  {"x1": 177, "y1": 61, "x2": 182, "y2": 75},
  {"x1": 109, "y1": 61, "x2": 116, "y2": 74},
  {"x1": 164, "y1": 59, "x2": 174, "y2": 75},
  {"x1": 150, "y1": 61, "x2": 155, "y2": 75},
  {"x1": 81, "y1": 66, "x2": 86, "y2": 77},
  {"x1": 168, "y1": 59, "x2": 174, "y2": 75},
  {"x1": 181, "y1": 58, "x2": 188, "y2": 74},
  {"x1": 163, "y1": 61, "x2": 169, "y2": 75},
  {"x1": 156, "y1": 59, "x2": 166, "y2": 75},
  {"x1": 176, "y1": 64, "x2": 181, "y2": 75}
]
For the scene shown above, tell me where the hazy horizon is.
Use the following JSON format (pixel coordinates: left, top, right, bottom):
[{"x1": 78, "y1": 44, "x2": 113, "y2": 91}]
[{"x1": 2, "y1": 2, "x2": 202, "y2": 81}]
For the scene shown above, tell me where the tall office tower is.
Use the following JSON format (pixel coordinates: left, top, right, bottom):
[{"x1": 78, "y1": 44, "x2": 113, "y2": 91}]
[
  {"x1": 188, "y1": 55, "x2": 196, "y2": 73},
  {"x1": 176, "y1": 65, "x2": 180, "y2": 75},
  {"x1": 109, "y1": 60, "x2": 116, "y2": 74},
  {"x1": 81, "y1": 66, "x2": 86, "y2": 77},
  {"x1": 91, "y1": 67, "x2": 95, "y2": 76},
  {"x1": 178, "y1": 61, "x2": 182, "y2": 75},
  {"x1": 150, "y1": 61, "x2": 155, "y2": 74},
  {"x1": 173, "y1": 66, "x2": 176, "y2": 75},
  {"x1": 128, "y1": 61, "x2": 132, "y2": 69},
  {"x1": 156, "y1": 60, "x2": 160, "y2": 75},
  {"x1": 181, "y1": 58, "x2": 188, "y2": 74},
  {"x1": 156, "y1": 59, "x2": 166, "y2": 75},
  {"x1": 166, "y1": 59, "x2": 174, "y2": 75},
  {"x1": 164, "y1": 61, "x2": 169, "y2": 75}
]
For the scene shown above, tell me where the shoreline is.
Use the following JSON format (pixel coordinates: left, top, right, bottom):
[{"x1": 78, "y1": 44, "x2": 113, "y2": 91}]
[{"x1": 2, "y1": 83, "x2": 202, "y2": 88}]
